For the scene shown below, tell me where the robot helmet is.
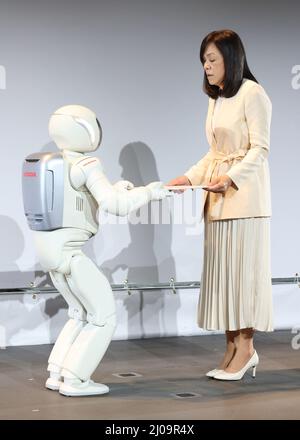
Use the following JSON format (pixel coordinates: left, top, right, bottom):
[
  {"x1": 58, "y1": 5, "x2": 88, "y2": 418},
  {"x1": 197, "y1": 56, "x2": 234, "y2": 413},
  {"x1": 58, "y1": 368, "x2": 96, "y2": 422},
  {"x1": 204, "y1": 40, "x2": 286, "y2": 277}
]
[{"x1": 49, "y1": 105, "x2": 102, "y2": 152}]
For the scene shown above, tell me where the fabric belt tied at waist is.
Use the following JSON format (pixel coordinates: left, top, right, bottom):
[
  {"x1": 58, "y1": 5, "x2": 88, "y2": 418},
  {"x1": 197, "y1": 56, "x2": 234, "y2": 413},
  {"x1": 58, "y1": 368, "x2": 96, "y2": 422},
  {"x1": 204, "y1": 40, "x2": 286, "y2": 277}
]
[
  {"x1": 206, "y1": 149, "x2": 248, "y2": 183},
  {"x1": 209, "y1": 149, "x2": 248, "y2": 163}
]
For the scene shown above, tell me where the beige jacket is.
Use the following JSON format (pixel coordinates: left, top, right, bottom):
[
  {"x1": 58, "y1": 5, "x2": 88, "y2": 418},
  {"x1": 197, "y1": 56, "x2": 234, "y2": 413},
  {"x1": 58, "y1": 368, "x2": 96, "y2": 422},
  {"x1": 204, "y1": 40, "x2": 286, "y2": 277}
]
[{"x1": 184, "y1": 78, "x2": 272, "y2": 222}]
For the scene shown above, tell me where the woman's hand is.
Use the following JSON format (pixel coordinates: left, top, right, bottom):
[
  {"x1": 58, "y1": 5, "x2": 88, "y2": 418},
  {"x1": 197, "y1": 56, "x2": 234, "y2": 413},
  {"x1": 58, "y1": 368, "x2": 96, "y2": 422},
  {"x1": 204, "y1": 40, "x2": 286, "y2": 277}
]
[
  {"x1": 166, "y1": 175, "x2": 192, "y2": 193},
  {"x1": 202, "y1": 174, "x2": 233, "y2": 193}
]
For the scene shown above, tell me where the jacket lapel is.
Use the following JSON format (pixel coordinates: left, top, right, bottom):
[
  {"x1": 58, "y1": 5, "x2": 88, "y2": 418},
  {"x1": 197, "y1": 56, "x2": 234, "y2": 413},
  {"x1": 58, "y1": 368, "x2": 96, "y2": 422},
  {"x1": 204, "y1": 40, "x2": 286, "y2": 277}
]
[{"x1": 206, "y1": 98, "x2": 217, "y2": 148}]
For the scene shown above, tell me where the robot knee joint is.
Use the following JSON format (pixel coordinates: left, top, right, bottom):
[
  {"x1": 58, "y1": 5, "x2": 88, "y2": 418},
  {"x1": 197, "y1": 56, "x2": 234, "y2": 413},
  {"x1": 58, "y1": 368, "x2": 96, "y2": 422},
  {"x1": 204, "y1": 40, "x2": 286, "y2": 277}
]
[{"x1": 87, "y1": 311, "x2": 116, "y2": 328}]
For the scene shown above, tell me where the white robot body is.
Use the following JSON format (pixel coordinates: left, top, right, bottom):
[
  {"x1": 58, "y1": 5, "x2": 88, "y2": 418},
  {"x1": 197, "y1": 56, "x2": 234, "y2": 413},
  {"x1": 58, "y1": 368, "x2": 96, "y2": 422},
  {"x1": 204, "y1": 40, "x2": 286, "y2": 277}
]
[
  {"x1": 34, "y1": 227, "x2": 116, "y2": 387},
  {"x1": 23, "y1": 104, "x2": 167, "y2": 397},
  {"x1": 63, "y1": 151, "x2": 99, "y2": 233},
  {"x1": 23, "y1": 148, "x2": 157, "y2": 233}
]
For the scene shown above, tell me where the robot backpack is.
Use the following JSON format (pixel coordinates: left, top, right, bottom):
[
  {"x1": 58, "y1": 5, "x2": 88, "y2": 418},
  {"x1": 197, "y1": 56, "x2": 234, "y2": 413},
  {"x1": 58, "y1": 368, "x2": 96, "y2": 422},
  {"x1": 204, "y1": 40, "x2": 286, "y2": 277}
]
[{"x1": 22, "y1": 151, "x2": 98, "y2": 233}]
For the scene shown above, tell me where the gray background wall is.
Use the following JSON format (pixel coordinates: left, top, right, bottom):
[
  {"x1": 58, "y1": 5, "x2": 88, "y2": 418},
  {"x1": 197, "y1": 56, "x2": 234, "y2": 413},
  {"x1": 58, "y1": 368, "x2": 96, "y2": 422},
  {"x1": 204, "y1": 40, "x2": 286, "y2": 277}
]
[{"x1": 0, "y1": 0, "x2": 299, "y2": 346}]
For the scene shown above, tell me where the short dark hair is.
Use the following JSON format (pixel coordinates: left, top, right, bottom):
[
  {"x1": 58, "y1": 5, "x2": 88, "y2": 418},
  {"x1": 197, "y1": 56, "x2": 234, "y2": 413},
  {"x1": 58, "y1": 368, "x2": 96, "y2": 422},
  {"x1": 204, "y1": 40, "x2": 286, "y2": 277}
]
[{"x1": 200, "y1": 29, "x2": 258, "y2": 99}]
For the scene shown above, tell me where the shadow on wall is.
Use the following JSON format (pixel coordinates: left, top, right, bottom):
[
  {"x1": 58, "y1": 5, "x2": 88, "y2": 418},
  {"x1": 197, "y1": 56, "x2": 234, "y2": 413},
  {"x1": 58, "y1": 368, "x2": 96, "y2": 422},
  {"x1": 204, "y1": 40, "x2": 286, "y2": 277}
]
[{"x1": 100, "y1": 142, "x2": 181, "y2": 339}]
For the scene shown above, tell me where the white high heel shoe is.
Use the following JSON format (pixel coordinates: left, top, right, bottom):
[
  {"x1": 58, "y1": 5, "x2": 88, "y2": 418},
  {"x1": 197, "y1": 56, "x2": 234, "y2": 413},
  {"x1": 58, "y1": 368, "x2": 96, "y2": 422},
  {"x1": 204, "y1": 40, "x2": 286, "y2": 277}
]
[
  {"x1": 206, "y1": 368, "x2": 224, "y2": 378},
  {"x1": 213, "y1": 350, "x2": 259, "y2": 381}
]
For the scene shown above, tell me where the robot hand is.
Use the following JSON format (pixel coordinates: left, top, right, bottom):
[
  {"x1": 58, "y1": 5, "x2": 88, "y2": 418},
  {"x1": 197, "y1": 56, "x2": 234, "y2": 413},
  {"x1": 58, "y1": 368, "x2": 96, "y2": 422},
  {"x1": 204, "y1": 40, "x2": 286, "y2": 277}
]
[
  {"x1": 146, "y1": 181, "x2": 168, "y2": 201},
  {"x1": 114, "y1": 180, "x2": 135, "y2": 191}
]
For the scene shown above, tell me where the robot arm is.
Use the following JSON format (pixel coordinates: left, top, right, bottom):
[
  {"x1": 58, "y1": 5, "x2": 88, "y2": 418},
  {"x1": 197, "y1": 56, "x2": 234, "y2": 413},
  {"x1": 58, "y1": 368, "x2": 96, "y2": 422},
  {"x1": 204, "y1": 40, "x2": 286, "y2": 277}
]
[
  {"x1": 113, "y1": 180, "x2": 135, "y2": 191},
  {"x1": 70, "y1": 157, "x2": 165, "y2": 216}
]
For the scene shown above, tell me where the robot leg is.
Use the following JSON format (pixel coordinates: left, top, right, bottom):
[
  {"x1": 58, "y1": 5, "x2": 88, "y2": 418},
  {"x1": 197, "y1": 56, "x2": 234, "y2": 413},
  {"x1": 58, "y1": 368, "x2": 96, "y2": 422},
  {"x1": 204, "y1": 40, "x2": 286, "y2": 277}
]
[
  {"x1": 46, "y1": 270, "x2": 87, "y2": 391},
  {"x1": 58, "y1": 254, "x2": 117, "y2": 397}
]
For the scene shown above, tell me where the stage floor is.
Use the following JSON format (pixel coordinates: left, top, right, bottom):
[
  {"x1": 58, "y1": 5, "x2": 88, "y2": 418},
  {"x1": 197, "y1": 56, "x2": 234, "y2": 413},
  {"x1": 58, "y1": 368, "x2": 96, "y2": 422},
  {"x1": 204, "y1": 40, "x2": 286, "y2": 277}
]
[{"x1": 0, "y1": 330, "x2": 299, "y2": 420}]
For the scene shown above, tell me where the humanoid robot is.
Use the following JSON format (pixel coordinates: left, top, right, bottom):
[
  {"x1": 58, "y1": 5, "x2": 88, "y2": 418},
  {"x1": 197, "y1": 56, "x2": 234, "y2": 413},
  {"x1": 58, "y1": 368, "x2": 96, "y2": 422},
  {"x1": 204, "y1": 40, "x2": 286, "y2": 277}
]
[{"x1": 22, "y1": 105, "x2": 167, "y2": 396}]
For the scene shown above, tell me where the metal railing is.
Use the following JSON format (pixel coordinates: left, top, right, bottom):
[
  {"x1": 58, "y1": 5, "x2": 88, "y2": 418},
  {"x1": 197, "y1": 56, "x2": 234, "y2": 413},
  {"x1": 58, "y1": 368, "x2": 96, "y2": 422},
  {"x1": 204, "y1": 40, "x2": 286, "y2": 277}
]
[{"x1": 0, "y1": 275, "x2": 299, "y2": 297}]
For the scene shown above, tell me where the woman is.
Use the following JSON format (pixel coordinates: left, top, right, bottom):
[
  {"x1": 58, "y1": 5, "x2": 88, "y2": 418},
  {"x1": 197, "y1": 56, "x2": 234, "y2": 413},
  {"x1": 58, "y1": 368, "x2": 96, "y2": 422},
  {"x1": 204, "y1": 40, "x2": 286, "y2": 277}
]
[{"x1": 168, "y1": 29, "x2": 273, "y2": 381}]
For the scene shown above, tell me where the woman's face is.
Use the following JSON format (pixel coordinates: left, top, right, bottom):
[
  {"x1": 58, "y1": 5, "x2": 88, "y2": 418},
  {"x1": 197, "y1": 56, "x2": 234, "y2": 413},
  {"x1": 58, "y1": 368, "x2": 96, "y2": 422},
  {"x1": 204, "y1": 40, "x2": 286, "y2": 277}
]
[{"x1": 203, "y1": 42, "x2": 225, "y2": 89}]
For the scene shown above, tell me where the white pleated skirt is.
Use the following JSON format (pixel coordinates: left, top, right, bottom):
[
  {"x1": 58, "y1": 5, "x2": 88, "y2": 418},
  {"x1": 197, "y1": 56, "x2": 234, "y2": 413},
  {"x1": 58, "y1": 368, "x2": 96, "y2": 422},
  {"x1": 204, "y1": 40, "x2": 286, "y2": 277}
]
[{"x1": 198, "y1": 215, "x2": 273, "y2": 332}]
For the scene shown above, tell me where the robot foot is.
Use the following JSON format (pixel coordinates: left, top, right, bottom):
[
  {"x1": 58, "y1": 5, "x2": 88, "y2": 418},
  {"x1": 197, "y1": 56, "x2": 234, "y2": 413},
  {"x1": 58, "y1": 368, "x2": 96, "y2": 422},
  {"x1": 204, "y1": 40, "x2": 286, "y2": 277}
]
[
  {"x1": 59, "y1": 378, "x2": 109, "y2": 397},
  {"x1": 45, "y1": 371, "x2": 63, "y2": 391},
  {"x1": 45, "y1": 376, "x2": 62, "y2": 391}
]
